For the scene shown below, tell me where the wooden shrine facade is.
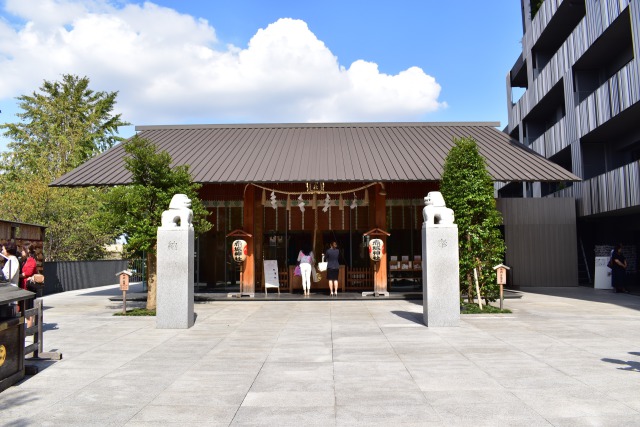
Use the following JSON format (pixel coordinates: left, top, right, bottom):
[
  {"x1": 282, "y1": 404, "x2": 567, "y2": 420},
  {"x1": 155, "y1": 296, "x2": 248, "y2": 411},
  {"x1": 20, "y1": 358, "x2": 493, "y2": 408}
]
[{"x1": 195, "y1": 181, "x2": 439, "y2": 293}]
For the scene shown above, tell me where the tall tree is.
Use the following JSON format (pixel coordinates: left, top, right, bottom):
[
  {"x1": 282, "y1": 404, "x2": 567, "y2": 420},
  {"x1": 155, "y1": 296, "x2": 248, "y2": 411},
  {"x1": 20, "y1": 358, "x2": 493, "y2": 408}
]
[
  {"x1": 0, "y1": 74, "x2": 129, "y2": 260},
  {"x1": 100, "y1": 136, "x2": 211, "y2": 310},
  {"x1": 2, "y1": 74, "x2": 127, "y2": 180},
  {"x1": 440, "y1": 137, "x2": 506, "y2": 303}
]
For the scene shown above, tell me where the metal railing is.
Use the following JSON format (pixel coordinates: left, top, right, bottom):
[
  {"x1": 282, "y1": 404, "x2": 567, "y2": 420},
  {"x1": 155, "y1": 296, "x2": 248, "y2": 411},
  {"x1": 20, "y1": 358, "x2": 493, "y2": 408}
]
[{"x1": 128, "y1": 258, "x2": 147, "y2": 290}]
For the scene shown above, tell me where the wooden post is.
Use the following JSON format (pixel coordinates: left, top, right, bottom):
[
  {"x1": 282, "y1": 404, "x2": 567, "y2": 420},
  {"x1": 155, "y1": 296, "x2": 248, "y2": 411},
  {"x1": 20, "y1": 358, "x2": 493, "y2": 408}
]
[
  {"x1": 374, "y1": 184, "x2": 387, "y2": 293},
  {"x1": 254, "y1": 191, "x2": 264, "y2": 292},
  {"x1": 243, "y1": 186, "x2": 255, "y2": 293},
  {"x1": 473, "y1": 267, "x2": 482, "y2": 310},
  {"x1": 362, "y1": 226, "x2": 390, "y2": 297},
  {"x1": 119, "y1": 273, "x2": 130, "y2": 314},
  {"x1": 493, "y1": 264, "x2": 510, "y2": 311}
]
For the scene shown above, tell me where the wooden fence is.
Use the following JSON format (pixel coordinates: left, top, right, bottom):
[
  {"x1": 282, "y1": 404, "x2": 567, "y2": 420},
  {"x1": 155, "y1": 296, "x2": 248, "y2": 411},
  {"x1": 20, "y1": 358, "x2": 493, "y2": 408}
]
[{"x1": 345, "y1": 267, "x2": 373, "y2": 291}]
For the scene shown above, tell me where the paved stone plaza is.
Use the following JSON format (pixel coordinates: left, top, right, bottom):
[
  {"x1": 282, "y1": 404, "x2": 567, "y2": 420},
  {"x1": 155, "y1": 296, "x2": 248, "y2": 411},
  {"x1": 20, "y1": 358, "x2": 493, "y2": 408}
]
[{"x1": 1, "y1": 285, "x2": 640, "y2": 426}]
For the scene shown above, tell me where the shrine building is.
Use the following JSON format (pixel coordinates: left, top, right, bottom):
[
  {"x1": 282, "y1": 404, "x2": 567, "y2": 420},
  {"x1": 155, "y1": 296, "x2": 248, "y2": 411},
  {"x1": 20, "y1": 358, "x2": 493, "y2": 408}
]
[{"x1": 52, "y1": 122, "x2": 579, "y2": 294}]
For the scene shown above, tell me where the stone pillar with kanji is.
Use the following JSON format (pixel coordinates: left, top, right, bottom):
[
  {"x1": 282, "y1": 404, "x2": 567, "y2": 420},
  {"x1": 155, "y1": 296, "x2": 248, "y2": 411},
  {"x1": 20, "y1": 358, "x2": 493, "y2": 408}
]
[
  {"x1": 421, "y1": 191, "x2": 459, "y2": 327},
  {"x1": 156, "y1": 194, "x2": 195, "y2": 329}
]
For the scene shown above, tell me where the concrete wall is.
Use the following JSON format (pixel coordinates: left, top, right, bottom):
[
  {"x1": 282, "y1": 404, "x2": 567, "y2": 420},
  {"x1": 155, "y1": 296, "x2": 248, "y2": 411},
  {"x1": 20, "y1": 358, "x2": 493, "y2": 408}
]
[
  {"x1": 497, "y1": 197, "x2": 578, "y2": 287},
  {"x1": 43, "y1": 260, "x2": 128, "y2": 295}
]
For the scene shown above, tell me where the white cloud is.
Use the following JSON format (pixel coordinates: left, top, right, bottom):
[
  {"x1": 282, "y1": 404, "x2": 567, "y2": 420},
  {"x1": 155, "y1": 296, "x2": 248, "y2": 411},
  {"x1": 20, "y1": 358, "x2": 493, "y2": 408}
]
[{"x1": 0, "y1": 0, "x2": 446, "y2": 126}]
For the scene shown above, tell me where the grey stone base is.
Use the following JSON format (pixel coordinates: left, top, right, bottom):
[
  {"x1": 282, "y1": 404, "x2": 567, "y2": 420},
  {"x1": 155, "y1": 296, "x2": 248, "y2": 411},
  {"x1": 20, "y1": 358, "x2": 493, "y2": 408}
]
[
  {"x1": 361, "y1": 291, "x2": 389, "y2": 297},
  {"x1": 156, "y1": 227, "x2": 194, "y2": 329},
  {"x1": 228, "y1": 293, "x2": 255, "y2": 298},
  {"x1": 422, "y1": 224, "x2": 459, "y2": 327}
]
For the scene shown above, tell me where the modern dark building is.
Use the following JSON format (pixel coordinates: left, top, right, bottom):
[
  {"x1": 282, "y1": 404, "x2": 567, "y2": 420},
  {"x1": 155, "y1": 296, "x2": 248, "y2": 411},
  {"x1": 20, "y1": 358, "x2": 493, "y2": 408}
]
[{"x1": 504, "y1": 0, "x2": 640, "y2": 286}]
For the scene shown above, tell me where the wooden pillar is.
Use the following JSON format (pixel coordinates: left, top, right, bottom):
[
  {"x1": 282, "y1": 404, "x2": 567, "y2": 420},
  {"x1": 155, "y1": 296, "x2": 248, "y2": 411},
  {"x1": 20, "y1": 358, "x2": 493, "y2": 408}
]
[
  {"x1": 374, "y1": 184, "x2": 388, "y2": 292},
  {"x1": 254, "y1": 192, "x2": 264, "y2": 291},
  {"x1": 243, "y1": 186, "x2": 255, "y2": 292}
]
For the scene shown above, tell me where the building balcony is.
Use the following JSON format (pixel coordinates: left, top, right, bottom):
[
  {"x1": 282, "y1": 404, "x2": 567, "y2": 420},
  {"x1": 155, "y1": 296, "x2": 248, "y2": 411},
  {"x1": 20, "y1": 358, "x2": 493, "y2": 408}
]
[
  {"x1": 525, "y1": 0, "x2": 565, "y2": 53},
  {"x1": 575, "y1": 60, "x2": 640, "y2": 139},
  {"x1": 550, "y1": 159, "x2": 640, "y2": 217},
  {"x1": 509, "y1": 18, "x2": 587, "y2": 129},
  {"x1": 510, "y1": 0, "x2": 631, "y2": 131},
  {"x1": 509, "y1": 53, "x2": 527, "y2": 89},
  {"x1": 529, "y1": 116, "x2": 567, "y2": 158}
]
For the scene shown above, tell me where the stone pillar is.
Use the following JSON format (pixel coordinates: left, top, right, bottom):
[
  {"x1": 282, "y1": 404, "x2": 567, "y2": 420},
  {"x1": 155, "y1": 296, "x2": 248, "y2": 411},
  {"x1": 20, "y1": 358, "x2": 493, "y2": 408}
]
[
  {"x1": 421, "y1": 192, "x2": 459, "y2": 327},
  {"x1": 157, "y1": 194, "x2": 195, "y2": 329}
]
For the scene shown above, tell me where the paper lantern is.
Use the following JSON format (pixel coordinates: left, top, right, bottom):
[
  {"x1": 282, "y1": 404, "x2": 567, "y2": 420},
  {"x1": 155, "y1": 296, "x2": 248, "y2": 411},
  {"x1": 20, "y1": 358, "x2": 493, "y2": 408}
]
[
  {"x1": 232, "y1": 240, "x2": 247, "y2": 263},
  {"x1": 368, "y1": 238, "x2": 384, "y2": 262}
]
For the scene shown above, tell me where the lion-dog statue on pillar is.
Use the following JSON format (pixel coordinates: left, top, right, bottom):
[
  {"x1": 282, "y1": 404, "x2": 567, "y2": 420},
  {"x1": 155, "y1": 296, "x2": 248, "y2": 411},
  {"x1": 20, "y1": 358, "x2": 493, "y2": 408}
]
[
  {"x1": 422, "y1": 191, "x2": 454, "y2": 225},
  {"x1": 161, "y1": 194, "x2": 194, "y2": 229}
]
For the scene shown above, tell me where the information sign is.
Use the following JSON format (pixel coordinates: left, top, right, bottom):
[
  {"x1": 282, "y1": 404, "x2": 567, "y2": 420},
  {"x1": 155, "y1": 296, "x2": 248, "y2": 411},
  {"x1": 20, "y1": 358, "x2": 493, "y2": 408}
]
[{"x1": 263, "y1": 260, "x2": 279, "y2": 289}]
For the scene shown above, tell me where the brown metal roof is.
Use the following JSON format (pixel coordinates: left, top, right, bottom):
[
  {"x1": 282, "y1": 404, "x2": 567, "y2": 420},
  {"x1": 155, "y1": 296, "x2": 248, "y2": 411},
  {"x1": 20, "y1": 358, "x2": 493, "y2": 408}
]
[{"x1": 51, "y1": 122, "x2": 580, "y2": 186}]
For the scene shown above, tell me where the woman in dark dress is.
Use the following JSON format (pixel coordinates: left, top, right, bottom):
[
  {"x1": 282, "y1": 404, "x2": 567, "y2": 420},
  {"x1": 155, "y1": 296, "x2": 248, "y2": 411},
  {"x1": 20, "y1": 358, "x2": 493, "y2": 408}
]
[
  {"x1": 611, "y1": 244, "x2": 628, "y2": 293},
  {"x1": 325, "y1": 241, "x2": 340, "y2": 296}
]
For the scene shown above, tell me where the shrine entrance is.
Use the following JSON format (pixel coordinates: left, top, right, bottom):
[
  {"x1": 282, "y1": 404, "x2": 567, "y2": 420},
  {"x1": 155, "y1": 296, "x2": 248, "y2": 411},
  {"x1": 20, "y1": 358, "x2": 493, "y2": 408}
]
[{"x1": 193, "y1": 180, "x2": 439, "y2": 295}]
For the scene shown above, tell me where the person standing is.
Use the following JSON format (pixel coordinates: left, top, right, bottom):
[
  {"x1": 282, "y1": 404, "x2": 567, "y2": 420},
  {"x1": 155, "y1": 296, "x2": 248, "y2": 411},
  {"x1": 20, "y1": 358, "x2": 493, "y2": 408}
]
[
  {"x1": 20, "y1": 245, "x2": 38, "y2": 290},
  {"x1": 325, "y1": 241, "x2": 340, "y2": 296},
  {"x1": 297, "y1": 246, "x2": 314, "y2": 296},
  {"x1": 2, "y1": 242, "x2": 20, "y2": 287},
  {"x1": 21, "y1": 245, "x2": 39, "y2": 328},
  {"x1": 611, "y1": 244, "x2": 629, "y2": 293}
]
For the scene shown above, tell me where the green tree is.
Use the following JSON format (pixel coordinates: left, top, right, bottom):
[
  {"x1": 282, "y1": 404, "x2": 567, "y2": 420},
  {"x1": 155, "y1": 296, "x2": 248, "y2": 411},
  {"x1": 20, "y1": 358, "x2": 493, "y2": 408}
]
[
  {"x1": 1, "y1": 74, "x2": 127, "y2": 180},
  {"x1": 0, "y1": 74, "x2": 129, "y2": 260},
  {"x1": 440, "y1": 137, "x2": 506, "y2": 303},
  {"x1": 101, "y1": 136, "x2": 211, "y2": 310}
]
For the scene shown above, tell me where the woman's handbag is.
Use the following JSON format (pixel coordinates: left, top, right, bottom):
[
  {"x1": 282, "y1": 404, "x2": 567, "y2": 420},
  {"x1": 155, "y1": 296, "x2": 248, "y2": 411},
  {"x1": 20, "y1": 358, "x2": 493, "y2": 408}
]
[
  {"x1": 27, "y1": 274, "x2": 45, "y2": 297},
  {"x1": 294, "y1": 265, "x2": 301, "y2": 276},
  {"x1": 607, "y1": 257, "x2": 614, "y2": 269},
  {"x1": 317, "y1": 254, "x2": 328, "y2": 272}
]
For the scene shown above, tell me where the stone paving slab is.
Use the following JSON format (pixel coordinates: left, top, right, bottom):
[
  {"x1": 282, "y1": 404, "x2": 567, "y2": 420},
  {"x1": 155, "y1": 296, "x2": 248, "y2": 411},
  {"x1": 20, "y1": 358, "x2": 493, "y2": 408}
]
[{"x1": 1, "y1": 285, "x2": 640, "y2": 426}]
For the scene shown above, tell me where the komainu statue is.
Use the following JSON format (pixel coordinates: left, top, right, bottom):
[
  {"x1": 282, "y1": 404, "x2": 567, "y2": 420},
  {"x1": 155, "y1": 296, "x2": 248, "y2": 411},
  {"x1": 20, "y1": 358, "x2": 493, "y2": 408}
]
[
  {"x1": 161, "y1": 194, "x2": 193, "y2": 229},
  {"x1": 422, "y1": 191, "x2": 454, "y2": 225}
]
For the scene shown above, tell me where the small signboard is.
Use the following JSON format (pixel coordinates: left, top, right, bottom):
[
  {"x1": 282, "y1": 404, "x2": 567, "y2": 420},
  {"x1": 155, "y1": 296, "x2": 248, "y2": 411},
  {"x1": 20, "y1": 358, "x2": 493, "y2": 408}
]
[
  {"x1": 263, "y1": 260, "x2": 280, "y2": 292},
  {"x1": 492, "y1": 264, "x2": 510, "y2": 310},
  {"x1": 115, "y1": 270, "x2": 133, "y2": 314},
  {"x1": 493, "y1": 264, "x2": 510, "y2": 285},
  {"x1": 119, "y1": 273, "x2": 130, "y2": 291}
]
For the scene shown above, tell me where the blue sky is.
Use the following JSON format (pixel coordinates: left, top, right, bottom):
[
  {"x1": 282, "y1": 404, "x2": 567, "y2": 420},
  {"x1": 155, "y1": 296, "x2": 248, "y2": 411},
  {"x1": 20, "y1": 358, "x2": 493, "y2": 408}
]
[{"x1": 0, "y1": 0, "x2": 524, "y2": 153}]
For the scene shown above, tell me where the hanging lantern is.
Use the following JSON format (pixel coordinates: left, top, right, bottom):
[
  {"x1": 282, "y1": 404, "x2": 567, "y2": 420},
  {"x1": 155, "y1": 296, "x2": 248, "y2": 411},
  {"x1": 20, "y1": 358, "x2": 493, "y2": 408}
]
[
  {"x1": 298, "y1": 194, "x2": 305, "y2": 213},
  {"x1": 350, "y1": 193, "x2": 358, "y2": 209},
  {"x1": 368, "y1": 238, "x2": 384, "y2": 262},
  {"x1": 232, "y1": 240, "x2": 247, "y2": 263}
]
